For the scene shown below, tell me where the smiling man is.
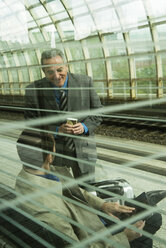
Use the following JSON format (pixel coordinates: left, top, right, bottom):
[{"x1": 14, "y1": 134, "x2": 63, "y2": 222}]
[
  {"x1": 42, "y1": 53, "x2": 68, "y2": 87},
  {"x1": 24, "y1": 49, "x2": 102, "y2": 184}
]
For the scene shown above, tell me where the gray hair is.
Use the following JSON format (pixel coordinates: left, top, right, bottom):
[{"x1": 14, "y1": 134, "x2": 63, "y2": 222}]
[{"x1": 41, "y1": 49, "x2": 66, "y2": 65}]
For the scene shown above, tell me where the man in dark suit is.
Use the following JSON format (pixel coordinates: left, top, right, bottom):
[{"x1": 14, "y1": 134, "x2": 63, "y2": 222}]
[{"x1": 24, "y1": 49, "x2": 102, "y2": 183}]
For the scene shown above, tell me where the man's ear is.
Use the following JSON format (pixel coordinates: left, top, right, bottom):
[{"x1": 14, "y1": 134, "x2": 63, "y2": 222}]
[
  {"x1": 65, "y1": 65, "x2": 68, "y2": 72},
  {"x1": 47, "y1": 154, "x2": 53, "y2": 163}
]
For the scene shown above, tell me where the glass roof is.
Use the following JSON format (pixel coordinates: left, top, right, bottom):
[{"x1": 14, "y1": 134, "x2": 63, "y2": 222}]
[{"x1": 0, "y1": 0, "x2": 165, "y2": 99}]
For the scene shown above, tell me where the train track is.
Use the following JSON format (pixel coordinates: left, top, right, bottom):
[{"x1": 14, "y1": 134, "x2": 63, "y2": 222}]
[
  {"x1": 0, "y1": 107, "x2": 166, "y2": 130},
  {"x1": 102, "y1": 114, "x2": 166, "y2": 132},
  {"x1": 96, "y1": 114, "x2": 166, "y2": 146},
  {"x1": 0, "y1": 117, "x2": 166, "y2": 177}
]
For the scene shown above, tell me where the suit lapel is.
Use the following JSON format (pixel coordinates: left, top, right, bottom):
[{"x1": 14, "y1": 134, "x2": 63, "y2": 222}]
[
  {"x1": 54, "y1": 166, "x2": 87, "y2": 203},
  {"x1": 41, "y1": 78, "x2": 59, "y2": 110},
  {"x1": 67, "y1": 73, "x2": 81, "y2": 111}
]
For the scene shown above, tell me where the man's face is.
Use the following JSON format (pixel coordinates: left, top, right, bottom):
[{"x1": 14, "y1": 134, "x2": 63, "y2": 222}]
[{"x1": 43, "y1": 56, "x2": 68, "y2": 87}]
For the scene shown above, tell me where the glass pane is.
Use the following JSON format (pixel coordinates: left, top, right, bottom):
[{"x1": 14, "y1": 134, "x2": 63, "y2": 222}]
[
  {"x1": 112, "y1": 81, "x2": 130, "y2": 99},
  {"x1": 25, "y1": 0, "x2": 40, "y2": 8},
  {"x1": 28, "y1": 21, "x2": 37, "y2": 29},
  {"x1": 17, "y1": 52, "x2": 27, "y2": 66},
  {"x1": 63, "y1": 0, "x2": 84, "y2": 9},
  {"x1": 41, "y1": 25, "x2": 60, "y2": 43},
  {"x1": 0, "y1": 40, "x2": 10, "y2": 51},
  {"x1": 46, "y1": 0, "x2": 65, "y2": 12},
  {"x1": 161, "y1": 55, "x2": 166, "y2": 77},
  {"x1": 135, "y1": 56, "x2": 156, "y2": 78},
  {"x1": 3, "y1": 82, "x2": 10, "y2": 94},
  {"x1": 30, "y1": 67, "x2": 41, "y2": 81},
  {"x1": 26, "y1": 10, "x2": 33, "y2": 22},
  {"x1": 11, "y1": 69, "x2": 19, "y2": 82},
  {"x1": 129, "y1": 28, "x2": 153, "y2": 53},
  {"x1": 28, "y1": 50, "x2": 39, "y2": 64},
  {"x1": 87, "y1": 0, "x2": 111, "y2": 11},
  {"x1": 94, "y1": 8, "x2": 119, "y2": 33},
  {"x1": 21, "y1": 68, "x2": 30, "y2": 82},
  {"x1": 37, "y1": 17, "x2": 51, "y2": 25},
  {"x1": 163, "y1": 79, "x2": 166, "y2": 95},
  {"x1": 91, "y1": 61, "x2": 106, "y2": 80},
  {"x1": 74, "y1": 14, "x2": 95, "y2": 40},
  {"x1": 6, "y1": 53, "x2": 16, "y2": 66},
  {"x1": 136, "y1": 80, "x2": 157, "y2": 98},
  {"x1": 149, "y1": 0, "x2": 166, "y2": 21},
  {"x1": 69, "y1": 5, "x2": 89, "y2": 18},
  {"x1": 30, "y1": 6, "x2": 48, "y2": 18},
  {"x1": 0, "y1": 55, "x2": 6, "y2": 67},
  {"x1": 112, "y1": 58, "x2": 129, "y2": 79},
  {"x1": 0, "y1": 1, "x2": 28, "y2": 43},
  {"x1": 1, "y1": 70, "x2": 9, "y2": 83},
  {"x1": 69, "y1": 42, "x2": 84, "y2": 60},
  {"x1": 30, "y1": 29, "x2": 45, "y2": 43},
  {"x1": 93, "y1": 81, "x2": 106, "y2": 96},
  {"x1": 86, "y1": 37, "x2": 103, "y2": 58},
  {"x1": 52, "y1": 12, "x2": 68, "y2": 21},
  {"x1": 103, "y1": 33, "x2": 127, "y2": 56},
  {"x1": 156, "y1": 24, "x2": 166, "y2": 50},
  {"x1": 117, "y1": 0, "x2": 147, "y2": 29},
  {"x1": 13, "y1": 81, "x2": 20, "y2": 94},
  {"x1": 57, "y1": 21, "x2": 74, "y2": 39},
  {"x1": 71, "y1": 61, "x2": 86, "y2": 75}
]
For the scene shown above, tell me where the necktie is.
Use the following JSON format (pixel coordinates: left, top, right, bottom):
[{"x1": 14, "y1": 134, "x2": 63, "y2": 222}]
[
  {"x1": 59, "y1": 90, "x2": 75, "y2": 151},
  {"x1": 59, "y1": 90, "x2": 67, "y2": 111}
]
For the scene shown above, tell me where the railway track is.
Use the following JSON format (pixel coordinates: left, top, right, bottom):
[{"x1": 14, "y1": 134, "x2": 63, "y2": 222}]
[
  {"x1": 0, "y1": 117, "x2": 166, "y2": 177},
  {"x1": 102, "y1": 114, "x2": 166, "y2": 132},
  {"x1": 96, "y1": 114, "x2": 166, "y2": 146}
]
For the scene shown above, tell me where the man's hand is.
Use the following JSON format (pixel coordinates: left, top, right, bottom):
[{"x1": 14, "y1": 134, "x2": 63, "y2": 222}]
[
  {"x1": 58, "y1": 123, "x2": 74, "y2": 134},
  {"x1": 72, "y1": 123, "x2": 84, "y2": 135},
  {"x1": 124, "y1": 220, "x2": 145, "y2": 242},
  {"x1": 58, "y1": 123, "x2": 84, "y2": 135},
  {"x1": 102, "y1": 202, "x2": 135, "y2": 219}
]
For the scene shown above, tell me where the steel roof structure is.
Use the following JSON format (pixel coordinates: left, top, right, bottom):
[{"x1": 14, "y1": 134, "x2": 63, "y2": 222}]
[{"x1": 0, "y1": 0, "x2": 166, "y2": 100}]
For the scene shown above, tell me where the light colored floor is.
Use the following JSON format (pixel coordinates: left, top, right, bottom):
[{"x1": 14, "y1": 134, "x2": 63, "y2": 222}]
[{"x1": 0, "y1": 132, "x2": 166, "y2": 247}]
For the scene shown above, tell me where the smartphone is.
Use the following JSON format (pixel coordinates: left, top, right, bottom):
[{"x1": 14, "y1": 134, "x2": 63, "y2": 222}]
[{"x1": 67, "y1": 118, "x2": 78, "y2": 125}]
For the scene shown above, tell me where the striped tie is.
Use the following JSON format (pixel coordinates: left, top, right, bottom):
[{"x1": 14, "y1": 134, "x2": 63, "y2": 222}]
[
  {"x1": 59, "y1": 90, "x2": 67, "y2": 111},
  {"x1": 59, "y1": 90, "x2": 75, "y2": 151}
]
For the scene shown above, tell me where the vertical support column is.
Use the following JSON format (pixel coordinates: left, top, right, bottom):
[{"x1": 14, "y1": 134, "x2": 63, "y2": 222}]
[
  {"x1": 142, "y1": 0, "x2": 163, "y2": 98},
  {"x1": 82, "y1": 40, "x2": 93, "y2": 78},
  {"x1": 123, "y1": 33, "x2": 136, "y2": 100},
  {"x1": 13, "y1": 53, "x2": 23, "y2": 95},
  {"x1": 101, "y1": 36, "x2": 113, "y2": 99},
  {"x1": 3, "y1": 54, "x2": 13, "y2": 95},
  {"x1": 152, "y1": 28, "x2": 163, "y2": 98},
  {"x1": 0, "y1": 70, "x2": 4, "y2": 95}
]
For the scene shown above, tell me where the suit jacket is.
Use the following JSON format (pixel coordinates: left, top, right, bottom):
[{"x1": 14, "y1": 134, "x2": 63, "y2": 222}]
[
  {"x1": 24, "y1": 73, "x2": 103, "y2": 174},
  {"x1": 15, "y1": 166, "x2": 130, "y2": 248}
]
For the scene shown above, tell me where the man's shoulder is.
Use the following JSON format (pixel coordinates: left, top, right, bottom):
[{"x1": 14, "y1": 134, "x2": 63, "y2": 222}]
[
  {"x1": 26, "y1": 78, "x2": 47, "y2": 89},
  {"x1": 69, "y1": 73, "x2": 91, "y2": 82}
]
